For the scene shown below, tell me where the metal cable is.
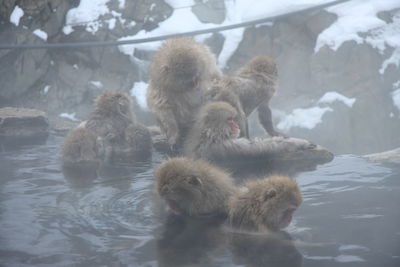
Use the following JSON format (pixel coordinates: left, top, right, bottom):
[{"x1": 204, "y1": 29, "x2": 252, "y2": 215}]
[{"x1": 0, "y1": 0, "x2": 350, "y2": 50}]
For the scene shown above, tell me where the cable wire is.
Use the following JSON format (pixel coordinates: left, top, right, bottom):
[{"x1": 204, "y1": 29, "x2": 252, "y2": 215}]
[{"x1": 0, "y1": 0, "x2": 350, "y2": 50}]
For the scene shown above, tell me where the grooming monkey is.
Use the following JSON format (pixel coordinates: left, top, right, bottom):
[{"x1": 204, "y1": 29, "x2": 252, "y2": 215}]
[{"x1": 147, "y1": 37, "x2": 222, "y2": 150}]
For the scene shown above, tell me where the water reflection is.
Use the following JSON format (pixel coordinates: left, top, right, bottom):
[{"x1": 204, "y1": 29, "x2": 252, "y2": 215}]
[{"x1": 0, "y1": 135, "x2": 399, "y2": 266}]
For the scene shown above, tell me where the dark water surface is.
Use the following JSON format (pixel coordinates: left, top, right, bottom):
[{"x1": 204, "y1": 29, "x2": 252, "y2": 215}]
[{"x1": 0, "y1": 135, "x2": 399, "y2": 266}]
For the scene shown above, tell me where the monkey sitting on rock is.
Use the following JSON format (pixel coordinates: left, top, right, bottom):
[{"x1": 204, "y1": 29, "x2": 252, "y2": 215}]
[
  {"x1": 62, "y1": 91, "x2": 151, "y2": 167},
  {"x1": 147, "y1": 37, "x2": 222, "y2": 151},
  {"x1": 183, "y1": 101, "x2": 334, "y2": 173},
  {"x1": 209, "y1": 55, "x2": 283, "y2": 138}
]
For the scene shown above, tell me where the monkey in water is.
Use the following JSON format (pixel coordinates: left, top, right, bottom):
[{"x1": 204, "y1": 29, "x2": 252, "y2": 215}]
[
  {"x1": 155, "y1": 157, "x2": 235, "y2": 220},
  {"x1": 183, "y1": 101, "x2": 334, "y2": 170},
  {"x1": 210, "y1": 55, "x2": 283, "y2": 137},
  {"x1": 147, "y1": 37, "x2": 222, "y2": 150},
  {"x1": 62, "y1": 91, "x2": 151, "y2": 166},
  {"x1": 228, "y1": 175, "x2": 303, "y2": 232}
]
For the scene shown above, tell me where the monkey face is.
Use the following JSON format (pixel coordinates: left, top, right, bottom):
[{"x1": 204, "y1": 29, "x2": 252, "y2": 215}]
[
  {"x1": 257, "y1": 179, "x2": 302, "y2": 230},
  {"x1": 231, "y1": 175, "x2": 302, "y2": 232},
  {"x1": 156, "y1": 159, "x2": 205, "y2": 215},
  {"x1": 201, "y1": 102, "x2": 239, "y2": 140},
  {"x1": 158, "y1": 174, "x2": 203, "y2": 215}
]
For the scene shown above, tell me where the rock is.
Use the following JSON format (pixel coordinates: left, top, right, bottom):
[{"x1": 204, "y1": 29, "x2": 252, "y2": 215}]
[
  {"x1": 0, "y1": 107, "x2": 49, "y2": 148},
  {"x1": 192, "y1": 0, "x2": 226, "y2": 24}
]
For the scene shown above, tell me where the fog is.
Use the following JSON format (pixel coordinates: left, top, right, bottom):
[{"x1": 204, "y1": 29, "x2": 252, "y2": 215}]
[{"x1": 0, "y1": 0, "x2": 399, "y2": 266}]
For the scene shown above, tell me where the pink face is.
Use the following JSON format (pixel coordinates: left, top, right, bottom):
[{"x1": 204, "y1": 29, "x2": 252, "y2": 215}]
[
  {"x1": 278, "y1": 204, "x2": 298, "y2": 229},
  {"x1": 227, "y1": 118, "x2": 240, "y2": 138}
]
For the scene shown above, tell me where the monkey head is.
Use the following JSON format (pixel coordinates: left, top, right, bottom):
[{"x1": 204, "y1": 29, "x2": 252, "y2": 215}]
[
  {"x1": 151, "y1": 38, "x2": 206, "y2": 93},
  {"x1": 229, "y1": 175, "x2": 302, "y2": 232},
  {"x1": 239, "y1": 55, "x2": 278, "y2": 79},
  {"x1": 200, "y1": 102, "x2": 241, "y2": 140},
  {"x1": 155, "y1": 157, "x2": 235, "y2": 218},
  {"x1": 93, "y1": 91, "x2": 135, "y2": 120}
]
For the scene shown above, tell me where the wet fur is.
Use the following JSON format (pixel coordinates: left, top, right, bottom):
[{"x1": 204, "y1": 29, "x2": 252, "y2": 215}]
[
  {"x1": 155, "y1": 157, "x2": 235, "y2": 218},
  {"x1": 228, "y1": 175, "x2": 303, "y2": 231},
  {"x1": 184, "y1": 101, "x2": 334, "y2": 165},
  {"x1": 63, "y1": 91, "x2": 151, "y2": 165}
]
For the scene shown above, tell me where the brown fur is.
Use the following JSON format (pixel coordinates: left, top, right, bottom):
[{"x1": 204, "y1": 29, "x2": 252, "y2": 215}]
[
  {"x1": 147, "y1": 37, "x2": 222, "y2": 147},
  {"x1": 228, "y1": 175, "x2": 303, "y2": 232},
  {"x1": 207, "y1": 78, "x2": 248, "y2": 137},
  {"x1": 183, "y1": 101, "x2": 238, "y2": 158},
  {"x1": 213, "y1": 55, "x2": 282, "y2": 137},
  {"x1": 62, "y1": 125, "x2": 100, "y2": 166},
  {"x1": 183, "y1": 98, "x2": 334, "y2": 171},
  {"x1": 155, "y1": 157, "x2": 235, "y2": 218},
  {"x1": 63, "y1": 91, "x2": 151, "y2": 165}
]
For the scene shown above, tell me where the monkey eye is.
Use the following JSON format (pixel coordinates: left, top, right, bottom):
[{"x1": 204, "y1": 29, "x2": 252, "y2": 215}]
[{"x1": 186, "y1": 175, "x2": 202, "y2": 186}]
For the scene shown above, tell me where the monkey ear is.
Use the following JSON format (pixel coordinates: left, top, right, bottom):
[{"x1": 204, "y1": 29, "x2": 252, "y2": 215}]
[
  {"x1": 264, "y1": 188, "x2": 277, "y2": 201},
  {"x1": 187, "y1": 176, "x2": 202, "y2": 186}
]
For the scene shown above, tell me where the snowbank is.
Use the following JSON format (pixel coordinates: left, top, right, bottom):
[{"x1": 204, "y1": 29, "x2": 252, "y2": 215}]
[
  {"x1": 318, "y1": 92, "x2": 356, "y2": 107},
  {"x1": 130, "y1": 82, "x2": 149, "y2": 110},
  {"x1": 10, "y1": 6, "x2": 24, "y2": 26},
  {"x1": 316, "y1": 0, "x2": 400, "y2": 73},
  {"x1": 117, "y1": 0, "x2": 337, "y2": 66}
]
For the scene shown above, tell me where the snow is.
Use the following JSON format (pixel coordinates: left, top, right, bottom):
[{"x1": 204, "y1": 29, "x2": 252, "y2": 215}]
[
  {"x1": 63, "y1": 25, "x2": 73, "y2": 35},
  {"x1": 130, "y1": 82, "x2": 149, "y2": 110},
  {"x1": 380, "y1": 47, "x2": 400, "y2": 74},
  {"x1": 118, "y1": 0, "x2": 126, "y2": 9},
  {"x1": 59, "y1": 113, "x2": 80, "y2": 122},
  {"x1": 43, "y1": 85, "x2": 50, "y2": 94},
  {"x1": 10, "y1": 6, "x2": 24, "y2": 26},
  {"x1": 315, "y1": 0, "x2": 400, "y2": 74},
  {"x1": 392, "y1": 89, "x2": 400, "y2": 113},
  {"x1": 118, "y1": 0, "x2": 337, "y2": 66},
  {"x1": 33, "y1": 29, "x2": 48, "y2": 41},
  {"x1": 277, "y1": 106, "x2": 333, "y2": 132},
  {"x1": 89, "y1": 81, "x2": 103, "y2": 89},
  {"x1": 318, "y1": 91, "x2": 356, "y2": 107},
  {"x1": 64, "y1": 0, "x2": 111, "y2": 34},
  {"x1": 164, "y1": 0, "x2": 195, "y2": 9}
]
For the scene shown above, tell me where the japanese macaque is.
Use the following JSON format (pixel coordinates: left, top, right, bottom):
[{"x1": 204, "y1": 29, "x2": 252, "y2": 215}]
[
  {"x1": 62, "y1": 123, "x2": 101, "y2": 167},
  {"x1": 228, "y1": 175, "x2": 303, "y2": 232},
  {"x1": 155, "y1": 157, "x2": 235, "y2": 220},
  {"x1": 183, "y1": 101, "x2": 334, "y2": 171},
  {"x1": 211, "y1": 55, "x2": 282, "y2": 137},
  {"x1": 62, "y1": 91, "x2": 151, "y2": 166},
  {"x1": 147, "y1": 37, "x2": 222, "y2": 149}
]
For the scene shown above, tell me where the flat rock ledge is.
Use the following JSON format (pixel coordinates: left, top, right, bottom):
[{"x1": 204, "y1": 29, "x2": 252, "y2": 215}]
[{"x1": 0, "y1": 107, "x2": 49, "y2": 147}]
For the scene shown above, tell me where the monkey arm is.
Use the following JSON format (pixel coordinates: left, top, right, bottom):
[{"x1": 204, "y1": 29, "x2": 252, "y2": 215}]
[
  {"x1": 155, "y1": 107, "x2": 180, "y2": 146},
  {"x1": 204, "y1": 137, "x2": 334, "y2": 167},
  {"x1": 257, "y1": 100, "x2": 285, "y2": 137}
]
